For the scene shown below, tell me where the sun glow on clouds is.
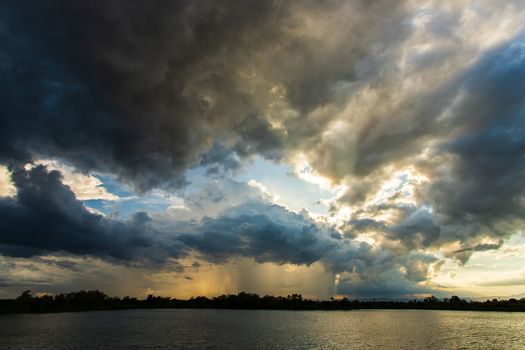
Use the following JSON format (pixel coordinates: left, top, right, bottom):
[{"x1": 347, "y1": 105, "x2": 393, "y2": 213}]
[
  {"x1": 292, "y1": 155, "x2": 344, "y2": 193},
  {"x1": 3, "y1": 149, "x2": 522, "y2": 299},
  {"x1": 429, "y1": 234, "x2": 525, "y2": 298},
  {"x1": 35, "y1": 160, "x2": 119, "y2": 201},
  {"x1": 0, "y1": 166, "x2": 16, "y2": 198},
  {"x1": 2, "y1": 0, "x2": 525, "y2": 300}
]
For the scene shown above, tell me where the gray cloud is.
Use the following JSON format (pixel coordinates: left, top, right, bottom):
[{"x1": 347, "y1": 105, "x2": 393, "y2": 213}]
[
  {"x1": 0, "y1": 165, "x2": 184, "y2": 263},
  {"x1": 332, "y1": 29, "x2": 525, "y2": 265},
  {"x1": 0, "y1": 166, "x2": 350, "y2": 267},
  {"x1": 177, "y1": 201, "x2": 375, "y2": 270},
  {"x1": 0, "y1": 0, "x2": 409, "y2": 192},
  {"x1": 1, "y1": 0, "x2": 525, "y2": 297},
  {"x1": 0, "y1": 165, "x2": 444, "y2": 297},
  {"x1": 453, "y1": 241, "x2": 504, "y2": 254}
]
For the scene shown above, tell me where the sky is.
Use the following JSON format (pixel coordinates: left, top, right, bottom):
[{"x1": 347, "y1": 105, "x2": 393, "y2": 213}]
[{"x1": 1, "y1": 0, "x2": 525, "y2": 300}]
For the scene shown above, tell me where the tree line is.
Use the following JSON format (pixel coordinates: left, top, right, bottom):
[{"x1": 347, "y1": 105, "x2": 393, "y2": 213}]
[{"x1": 1, "y1": 290, "x2": 524, "y2": 314}]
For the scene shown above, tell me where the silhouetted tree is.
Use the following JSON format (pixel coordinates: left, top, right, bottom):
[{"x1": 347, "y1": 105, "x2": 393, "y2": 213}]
[{"x1": 1, "y1": 290, "x2": 525, "y2": 314}]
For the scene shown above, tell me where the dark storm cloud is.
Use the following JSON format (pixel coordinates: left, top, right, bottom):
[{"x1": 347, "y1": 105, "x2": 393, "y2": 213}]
[
  {"x1": 179, "y1": 202, "x2": 348, "y2": 265},
  {"x1": 333, "y1": 29, "x2": 525, "y2": 265},
  {"x1": 0, "y1": 165, "x2": 185, "y2": 263},
  {"x1": 0, "y1": 162, "x2": 451, "y2": 298},
  {"x1": 0, "y1": 0, "x2": 431, "y2": 290},
  {"x1": 0, "y1": 0, "x2": 409, "y2": 192},
  {"x1": 2, "y1": 0, "x2": 268, "y2": 190},
  {"x1": 312, "y1": 7, "x2": 525, "y2": 185},
  {"x1": 345, "y1": 205, "x2": 441, "y2": 252},
  {"x1": 0, "y1": 166, "x2": 378, "y2": 277},
  {"x1": 175, "y1": 199, "x2": 440, "y2": 286},
  {"x1": 424, "y1": 33, "x2": 525, "y2": 226},
  {"x1": 2, "y1": 0, "x2": 525, "y2": 297},
  {"x1": 414, "y1": 33, "x2": 525, "y2": 258}
]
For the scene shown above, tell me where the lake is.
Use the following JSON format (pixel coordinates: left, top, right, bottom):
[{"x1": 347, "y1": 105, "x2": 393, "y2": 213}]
[{"x1": 1, "y1": 309, "x2": 524, "y2": 349}]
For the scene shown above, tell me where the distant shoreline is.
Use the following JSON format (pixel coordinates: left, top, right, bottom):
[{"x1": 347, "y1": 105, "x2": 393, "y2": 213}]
[{"x1": 2, "y1": 290, "x2": 525, "y2": 314}]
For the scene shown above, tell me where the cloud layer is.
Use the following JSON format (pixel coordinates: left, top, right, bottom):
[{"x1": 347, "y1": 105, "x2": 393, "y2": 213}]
[{"x1": 1, "y1": 0, "x2": 525, "y2": 297}]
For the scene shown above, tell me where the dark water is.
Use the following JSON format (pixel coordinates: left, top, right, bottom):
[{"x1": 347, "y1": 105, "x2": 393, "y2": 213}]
[{"x1": 1, "y1": 309, "x2": 524, "y2": 349}]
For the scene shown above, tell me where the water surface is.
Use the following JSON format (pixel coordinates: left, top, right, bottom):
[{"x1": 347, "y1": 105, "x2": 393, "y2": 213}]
[{"x1": 1, "y1": 309, "x2": 523, "y2": 349}]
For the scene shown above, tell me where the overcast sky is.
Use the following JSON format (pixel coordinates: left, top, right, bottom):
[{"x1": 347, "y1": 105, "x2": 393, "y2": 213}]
[{"x1": 1, "y1": 0, "x2": 525, "y2": 299}]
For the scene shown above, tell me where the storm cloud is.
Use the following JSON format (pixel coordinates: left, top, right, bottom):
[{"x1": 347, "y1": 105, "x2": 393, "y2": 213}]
[
  {"x1": 0, "y1": 165, "x2": 439, "y2": 296},
  {"x1": 0, "y1": 0, "x2": 408, "y2": 192},
  {"x1": 0, "y1": 165, "x2": 183, "y2": 263},
  {"x1": 1, "y1": 0, "x2": 525, "y2": 297}
]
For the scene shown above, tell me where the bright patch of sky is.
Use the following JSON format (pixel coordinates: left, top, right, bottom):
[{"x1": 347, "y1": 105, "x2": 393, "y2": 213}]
[
  {"x1": 35, "y1": 160, "x2": 119, "y2": 201},
  {"x1": 87, "y1": 175, "x2": 184, "y2": 218},
  {"x1": 233, "y1": 157, "x2": 336, "y2": 216},
  {"x1": 85, "y1": 156, "x2": 337, "y2": 219},
  {"x1": 43, "y1": 156, "x2": 525, "y2": 300},
  {"x1": 431, "y1": 232, "x2": 525, "y2": 298}
]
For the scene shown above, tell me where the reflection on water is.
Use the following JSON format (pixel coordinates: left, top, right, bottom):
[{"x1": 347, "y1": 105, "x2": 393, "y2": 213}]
[{"x1": 1, "y1": 309, "x2": 524, "y2": 349}]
